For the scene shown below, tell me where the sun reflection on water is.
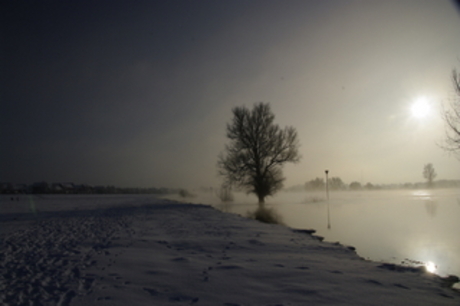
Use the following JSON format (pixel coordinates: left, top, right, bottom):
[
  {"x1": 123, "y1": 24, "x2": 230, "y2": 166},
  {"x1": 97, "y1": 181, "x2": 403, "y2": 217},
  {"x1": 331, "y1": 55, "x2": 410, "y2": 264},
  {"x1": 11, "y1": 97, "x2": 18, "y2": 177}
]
[
  {"x1": 402, "y1": 258, "x2": 438, "y2": 274},
  {"x1": 412, "y1": 190, "x2": 433, "y2": 200},
  {"x1": 425, "y1": 261, "x2": 437, "y2": 273}
]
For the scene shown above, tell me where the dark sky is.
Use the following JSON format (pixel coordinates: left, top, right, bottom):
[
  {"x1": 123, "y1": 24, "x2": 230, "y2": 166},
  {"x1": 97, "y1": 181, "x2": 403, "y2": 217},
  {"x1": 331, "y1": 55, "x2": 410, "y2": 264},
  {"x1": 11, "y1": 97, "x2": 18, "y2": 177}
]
[{"x1": 2, "y1": 0, "x2": 460, "y2": 188}]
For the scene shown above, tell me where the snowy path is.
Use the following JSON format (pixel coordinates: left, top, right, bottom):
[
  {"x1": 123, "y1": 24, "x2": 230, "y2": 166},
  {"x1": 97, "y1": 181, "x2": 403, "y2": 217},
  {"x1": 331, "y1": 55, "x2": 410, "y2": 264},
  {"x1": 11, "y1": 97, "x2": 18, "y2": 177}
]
[
  {"x1": 1, "y1": 196, "x2": 459, "y2": 305},
  {"x1": 1, "y1": 205, "x2": 137, "y2": 305}
]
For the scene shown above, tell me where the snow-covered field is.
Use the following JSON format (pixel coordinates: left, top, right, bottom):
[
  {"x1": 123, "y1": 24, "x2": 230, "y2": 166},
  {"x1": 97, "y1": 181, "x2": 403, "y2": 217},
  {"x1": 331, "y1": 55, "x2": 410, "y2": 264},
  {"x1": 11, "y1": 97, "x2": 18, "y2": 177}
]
[{"x1": 1, "y1": 195, "x2": 459, "y2": 305}]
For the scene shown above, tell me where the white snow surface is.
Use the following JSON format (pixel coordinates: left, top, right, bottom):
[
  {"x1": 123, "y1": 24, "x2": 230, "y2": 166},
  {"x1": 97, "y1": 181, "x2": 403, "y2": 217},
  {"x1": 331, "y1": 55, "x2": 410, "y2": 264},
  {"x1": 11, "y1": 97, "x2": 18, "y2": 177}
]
[{"x1": 1, "y1": 195, "x2": 459, "y2": 306}]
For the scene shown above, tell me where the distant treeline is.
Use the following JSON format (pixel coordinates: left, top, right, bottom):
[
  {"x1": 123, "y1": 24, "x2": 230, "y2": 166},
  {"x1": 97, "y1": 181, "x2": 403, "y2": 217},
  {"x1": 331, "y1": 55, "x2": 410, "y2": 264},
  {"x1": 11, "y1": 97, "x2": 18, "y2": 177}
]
[
  {"x1": 285, "y1": 178, "x2": 460, "y2": 192},
  {"x1": 0, "y1": 182, "x2": 180, "y2": 195}
]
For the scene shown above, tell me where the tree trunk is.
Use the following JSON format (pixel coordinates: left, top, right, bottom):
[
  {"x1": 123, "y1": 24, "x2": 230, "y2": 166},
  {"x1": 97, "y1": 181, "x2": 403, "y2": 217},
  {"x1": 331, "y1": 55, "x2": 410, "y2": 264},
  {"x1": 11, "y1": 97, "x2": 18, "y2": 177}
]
[{"x1": 258, "y1": 194, "x2": 265, "y2": 208}]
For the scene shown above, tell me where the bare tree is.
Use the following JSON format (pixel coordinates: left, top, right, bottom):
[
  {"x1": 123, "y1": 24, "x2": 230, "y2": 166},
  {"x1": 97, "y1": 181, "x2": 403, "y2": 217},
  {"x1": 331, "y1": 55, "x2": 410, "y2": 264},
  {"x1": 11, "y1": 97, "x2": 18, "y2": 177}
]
[
  {"x1": 423, "y1": 163, "x2": 437, "y2": 188},
  {"x1": 218, "y1": 102, "x2": 300, "y2": 206},
  {"x1": 441, "y1": 69, "x2": 460, "y2": 159}
]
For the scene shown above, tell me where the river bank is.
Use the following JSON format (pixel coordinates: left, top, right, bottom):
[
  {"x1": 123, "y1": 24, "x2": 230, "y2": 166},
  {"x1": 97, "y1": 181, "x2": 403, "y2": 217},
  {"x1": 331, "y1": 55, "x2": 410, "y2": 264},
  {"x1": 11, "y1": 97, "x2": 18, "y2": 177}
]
[{"x1": 1, "y1": 195, "x2": 459, "y2": 305}]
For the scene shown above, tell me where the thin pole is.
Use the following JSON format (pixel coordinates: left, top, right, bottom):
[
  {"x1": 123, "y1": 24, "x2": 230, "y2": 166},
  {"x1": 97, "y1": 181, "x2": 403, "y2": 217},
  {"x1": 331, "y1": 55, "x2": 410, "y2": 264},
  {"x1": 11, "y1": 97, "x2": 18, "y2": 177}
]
[{"x1": 325, "y1": 170, "x2": 331, "y2": 230}]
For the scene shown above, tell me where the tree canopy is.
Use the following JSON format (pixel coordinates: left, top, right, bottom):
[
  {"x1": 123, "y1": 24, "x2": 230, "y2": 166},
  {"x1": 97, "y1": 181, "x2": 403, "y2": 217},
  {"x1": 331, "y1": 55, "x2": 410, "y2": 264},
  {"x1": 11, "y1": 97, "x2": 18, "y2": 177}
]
[
  {"x1": 218, "y1": 102, "x2": 300, "y2": 206},
  {"x1": 441, "y1": 69, "x2": 460, "y2": 159},
  {"x1": 423, "y1": 163, "x2": 437, "y2": 188}
]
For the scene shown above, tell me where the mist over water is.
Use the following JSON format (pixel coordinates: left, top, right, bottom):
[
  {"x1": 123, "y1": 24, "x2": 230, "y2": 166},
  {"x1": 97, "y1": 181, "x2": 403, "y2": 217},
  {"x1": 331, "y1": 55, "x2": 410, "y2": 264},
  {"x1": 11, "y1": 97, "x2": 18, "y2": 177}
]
[{"x1": 176, "y1": 188, "x2": 460, "y2": 278}]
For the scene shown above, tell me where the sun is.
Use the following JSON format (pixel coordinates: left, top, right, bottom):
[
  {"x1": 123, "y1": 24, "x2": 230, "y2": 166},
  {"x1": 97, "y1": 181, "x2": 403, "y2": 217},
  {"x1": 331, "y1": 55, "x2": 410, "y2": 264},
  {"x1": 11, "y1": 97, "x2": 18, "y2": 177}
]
[{"x1": 410, "y1": 96, "x2": 431, "y2": 119}]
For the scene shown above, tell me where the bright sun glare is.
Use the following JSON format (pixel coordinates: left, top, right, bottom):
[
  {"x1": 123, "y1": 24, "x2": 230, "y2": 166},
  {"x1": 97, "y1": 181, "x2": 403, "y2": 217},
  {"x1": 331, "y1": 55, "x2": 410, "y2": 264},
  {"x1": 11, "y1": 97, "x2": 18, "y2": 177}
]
[
  {"x1": 411, "y1": 96, "x2": 431, "y2": 119},
  {"x1": 425, "y1": 261, "x2": 437, "y2": 273}
]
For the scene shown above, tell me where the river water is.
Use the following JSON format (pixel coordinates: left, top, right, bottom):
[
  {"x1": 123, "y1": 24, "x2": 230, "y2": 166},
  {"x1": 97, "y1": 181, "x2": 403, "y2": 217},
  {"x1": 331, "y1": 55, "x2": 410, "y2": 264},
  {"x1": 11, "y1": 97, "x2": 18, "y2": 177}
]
[{"x1": 173, "y1": 188, "x2": 460, "y2": 278}]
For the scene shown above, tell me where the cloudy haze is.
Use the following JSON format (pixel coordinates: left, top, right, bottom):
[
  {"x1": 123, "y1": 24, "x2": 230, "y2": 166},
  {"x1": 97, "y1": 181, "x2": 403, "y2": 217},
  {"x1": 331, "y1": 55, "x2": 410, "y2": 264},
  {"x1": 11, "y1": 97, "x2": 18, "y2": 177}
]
[{"x1": 2, "y1": 0, "x2": 460, "y2": 188}]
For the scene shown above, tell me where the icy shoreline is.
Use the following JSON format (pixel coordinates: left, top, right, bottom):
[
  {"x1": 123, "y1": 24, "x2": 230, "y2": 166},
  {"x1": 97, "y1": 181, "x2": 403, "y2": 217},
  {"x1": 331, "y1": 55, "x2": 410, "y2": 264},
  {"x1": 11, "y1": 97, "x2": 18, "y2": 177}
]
[{"x1": 1, "y1": 195, "x2": 459, "y2": 305}]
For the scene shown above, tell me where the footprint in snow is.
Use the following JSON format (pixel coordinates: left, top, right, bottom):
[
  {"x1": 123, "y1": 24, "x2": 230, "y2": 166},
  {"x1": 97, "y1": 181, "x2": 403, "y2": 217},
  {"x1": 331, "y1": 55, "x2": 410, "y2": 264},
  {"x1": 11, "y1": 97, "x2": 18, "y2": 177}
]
[
  {"x1": 201, "y1": 269, "x2": 210, "y2": 282},
  {"x1": 214, "y1": 265, "x2": 242, "y2": 270},
  {"x1": 57, "y1": 290, "x2": 76, "y2": 306},
  {"x1": 438, "y1": 293, "x2": 454, "y2": 299},
  {"x1": 248, "y1": 239, "x2": 265, "y2": 246},
  {"x1": 78, "y1": 277, "x2": 95, "y2": 293},
  {"x1": 171, "y1": 257, "x2": 188, "y2": 262},
  {"x1": 393, "y1": 283, "x2": 410, "y2": 290},
  {"x1": 168, "y1": 293, "x2": 198, "y2": 302},
  {"x1": 366, "y1": 279, "x2": 382, "y2": 286},
  {"x1": 96, "y1": 296, "x2": 112, "y2": 301}
]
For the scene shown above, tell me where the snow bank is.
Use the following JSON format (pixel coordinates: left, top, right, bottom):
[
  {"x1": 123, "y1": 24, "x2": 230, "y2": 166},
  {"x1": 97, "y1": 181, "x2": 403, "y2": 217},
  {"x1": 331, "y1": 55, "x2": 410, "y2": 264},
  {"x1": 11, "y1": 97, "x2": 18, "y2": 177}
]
[{"x1": 1, "y1": 195, "x2": 459, "y2": 305}]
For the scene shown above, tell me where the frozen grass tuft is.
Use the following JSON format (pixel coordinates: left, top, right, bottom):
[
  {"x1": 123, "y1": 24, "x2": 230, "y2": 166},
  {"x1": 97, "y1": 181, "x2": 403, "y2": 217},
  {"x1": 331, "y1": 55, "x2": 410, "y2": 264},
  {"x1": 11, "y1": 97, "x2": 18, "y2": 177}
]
[
  {"x1": 179, "y1": 189, "x2": 195, "y2": 198},
  {"x1": 247, "y1": 207, "x2": 284, "y2": 225},
  {"x1": 303, "y1": 196, "x2": 325, "y2": 204}
]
